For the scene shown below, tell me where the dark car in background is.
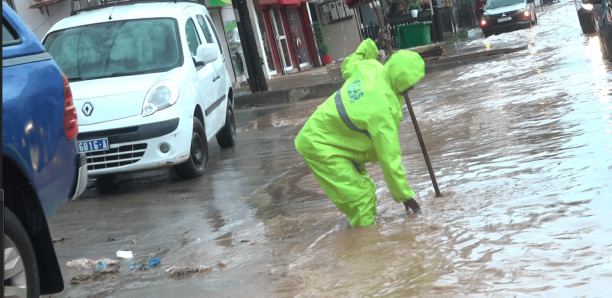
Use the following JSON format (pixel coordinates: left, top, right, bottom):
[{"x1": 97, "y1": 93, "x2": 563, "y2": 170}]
[
  {"x1": 575, "y1": 0, "x2": 612, "y2": 61},
  {"x1": 479, "y1": 0, "x2": 538, "y2": 37},
  {"x1": 591, "y1": 0, "x2": 612, "y2": 61},
  {"x1": 2, "y1": 2, "x2": 87, "y2": 296},
  {"x1": 575, "y1": 0, "x2": 597, "y2": 33}
]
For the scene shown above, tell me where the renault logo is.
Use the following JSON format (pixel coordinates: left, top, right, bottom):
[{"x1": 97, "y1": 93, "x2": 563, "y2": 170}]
[
  {"x1": 82, "y1": 102, "x2": 94, "y2": 116},
  {"x1": 502, "y1": 13, "x2": 506, "y2": 17}
]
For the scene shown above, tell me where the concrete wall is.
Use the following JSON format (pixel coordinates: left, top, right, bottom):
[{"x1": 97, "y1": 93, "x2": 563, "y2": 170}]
[
  {"x1": 12, "y1": 0, "x2": 72, "y2": 40},
  {"x1": 313, "y1": 1, "x2": 362, "y2": 63},
  {"x1": 326, "y1": 15, "x2": 362, "y2": 62}
]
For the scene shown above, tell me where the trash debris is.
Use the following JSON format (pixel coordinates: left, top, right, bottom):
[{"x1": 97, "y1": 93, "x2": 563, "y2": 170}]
[
  {"x1": 116, "y1": 250, "x2": 133, "y2": 259},
  {"x1": 130, "y1": 263, "x2": 148, "y2": 271},
  {"x1": 70, "y1": 264, "x2": 119, "y2": 284},
  {"x1": 166, "y1": 265, "x2": 212, "y2": 279},
  {"x1": 94, "y1": 261, "x2": 107, "y2": 272},
  {"x1": 148, "y1": 258, "x2": 161, "y2": 267},
  {"x1": 129, "y1": 258, "x2": 161, "y2": 270},
  {"x1": 66, "y1": 258, "x2": 119, "y2": 269},
  {"x1": 52, "y1": 237, "x2": 64, "y2": 242}
]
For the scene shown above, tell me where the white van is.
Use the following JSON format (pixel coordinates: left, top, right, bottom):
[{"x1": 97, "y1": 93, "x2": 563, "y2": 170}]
[{"x1": 43, "y1": 1, "x2": 235, "y2": 188}]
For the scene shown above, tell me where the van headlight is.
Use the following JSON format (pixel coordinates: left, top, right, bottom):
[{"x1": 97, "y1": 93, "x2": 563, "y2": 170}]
[{"x1": 142, "y1": 81, "x2": 179, "y2": 116}]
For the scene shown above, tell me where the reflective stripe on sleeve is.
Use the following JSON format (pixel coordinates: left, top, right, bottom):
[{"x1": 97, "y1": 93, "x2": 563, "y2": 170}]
[{"x1": 334, "y1": 90, "x2": 371, "y2": 139}]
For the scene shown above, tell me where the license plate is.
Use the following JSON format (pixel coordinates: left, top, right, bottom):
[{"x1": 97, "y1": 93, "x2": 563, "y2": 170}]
[
  {"x1": 78, "y1": 138, "x2": 109, "y2": 153},
  {"x1": 498, "y1": 17, "x2": 512, "y2": 23}
]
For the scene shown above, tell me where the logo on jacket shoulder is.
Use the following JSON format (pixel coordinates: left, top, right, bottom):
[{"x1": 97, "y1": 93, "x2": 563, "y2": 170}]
[{"x1": 347, "y1": 78, "x2": 364, "y2": 103}]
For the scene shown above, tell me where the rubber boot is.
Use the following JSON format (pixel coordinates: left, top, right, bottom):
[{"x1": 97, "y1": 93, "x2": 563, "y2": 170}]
[{"x1": 403, "y1": 199, "x2": 421, "y2": 214}]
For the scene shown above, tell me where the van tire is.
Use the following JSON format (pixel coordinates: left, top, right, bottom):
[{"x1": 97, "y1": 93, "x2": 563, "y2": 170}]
[
  {"x1": 175, "y1": 118, "x2": 208, "y2": 179},
  {"x1": 216, "y1": 105, "x2": 236, "y2": 148}
]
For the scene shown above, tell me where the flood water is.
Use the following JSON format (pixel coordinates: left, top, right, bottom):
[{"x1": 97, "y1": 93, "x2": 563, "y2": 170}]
[
  {"x1": 256, "y1": 2, "x2": 612, "y2": 296},
  {"x1": 46, "y1": 1, "x2": 611, "y2": 297}
]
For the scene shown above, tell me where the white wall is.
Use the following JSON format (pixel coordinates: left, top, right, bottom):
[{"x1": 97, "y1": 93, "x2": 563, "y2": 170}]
[
  {"x1": 315, "y1": 2, "x2": 362, "y2": 62},
  {"x1": 326, "y1": 17, "x2": 362, "y2": 62},
  {"x1": 13, "y1": 0, "x2": 72, "y2": 40}
]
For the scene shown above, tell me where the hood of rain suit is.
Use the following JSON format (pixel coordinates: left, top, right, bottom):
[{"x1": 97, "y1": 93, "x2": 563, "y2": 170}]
[
  {"x1": 295, "y1": 38, "x2": 425, "y2": 202},
  {"x1": 384, "y1": 50, "x2": 426, "y2": 94}
]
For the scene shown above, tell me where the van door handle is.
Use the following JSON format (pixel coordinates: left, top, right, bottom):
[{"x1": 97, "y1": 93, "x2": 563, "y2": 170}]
[{"x1": 213, "y1": 74, "x2": 220, "y2": 82}]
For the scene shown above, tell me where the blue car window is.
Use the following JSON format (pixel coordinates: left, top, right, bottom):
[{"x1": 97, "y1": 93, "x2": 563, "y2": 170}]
[{"x1": 2, "y1": 17, "x2": 20, "y2": 46}]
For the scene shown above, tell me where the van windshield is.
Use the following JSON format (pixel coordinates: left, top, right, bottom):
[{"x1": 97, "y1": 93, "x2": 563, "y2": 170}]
[
  {"x1": 486, "y1": 0, "x2": 524, "y2": 9},
  {"x1": 43, "y1": 18, "x2": 182, "y2": 81}
]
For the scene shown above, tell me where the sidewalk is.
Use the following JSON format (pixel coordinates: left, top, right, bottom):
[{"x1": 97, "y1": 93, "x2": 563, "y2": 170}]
[{"x1": 235, "y1": 28, "x2": 528, "y2": 109}]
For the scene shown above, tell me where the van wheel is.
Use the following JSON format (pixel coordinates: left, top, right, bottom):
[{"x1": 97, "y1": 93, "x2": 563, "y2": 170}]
[
  {"x1": 175, "y1": 118, "x2": 208, "y2": 179},
  {"x1": 216, "y1": 105, "x2": 236, "y2": 148},
  {"x1": 4, "y1": 208, "x2": 40, "y2": 298}
]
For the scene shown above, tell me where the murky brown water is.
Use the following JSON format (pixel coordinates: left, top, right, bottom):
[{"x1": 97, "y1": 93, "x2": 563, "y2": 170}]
[
  {"x1": 46, "y1": 1, "x2": 611, "y2": 297},
  {"x1": 252, "y1": 2, "x2": 612, "y2": 296}
]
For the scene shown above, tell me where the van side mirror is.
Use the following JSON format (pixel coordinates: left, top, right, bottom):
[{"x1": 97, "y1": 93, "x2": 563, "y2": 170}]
[{"x1": 194, "y1": 43, "x2": 218, "y2": 66}]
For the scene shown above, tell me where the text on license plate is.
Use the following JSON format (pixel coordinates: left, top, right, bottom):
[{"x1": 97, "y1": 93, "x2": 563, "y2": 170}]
[
  {"x1": 498, "y1": 17, "x2": 512, "y2": 23},
  {"x1": 78, "y1": 138, "x2": 109, "y2": 153}
]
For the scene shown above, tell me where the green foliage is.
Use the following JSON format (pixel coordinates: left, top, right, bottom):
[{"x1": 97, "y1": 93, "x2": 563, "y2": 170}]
[
  {"x1": 408, "y1": 0, "x2": 424, "y2": 10},
  {"x1": 312, "y1": 21, "x2": 329, "y2": 45},
  {"x1": 443, "y1": 30, "x2": 469, "y2": 44},
  {"x1": 317, "y1": 43, "x2": 329, "y2": 56},
  {"x1": 312, "y1": 21, "x2": 330, "y2": 57}
]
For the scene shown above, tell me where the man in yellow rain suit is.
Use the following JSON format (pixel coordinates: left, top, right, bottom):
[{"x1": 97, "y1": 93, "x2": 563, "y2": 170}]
[{"x1": 294, "y1": 38, "x2": 425, "y2": 227}]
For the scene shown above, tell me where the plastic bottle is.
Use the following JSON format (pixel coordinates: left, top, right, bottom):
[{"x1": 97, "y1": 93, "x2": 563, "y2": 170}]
[{"x1": 148, "y1": 258, "x2": 161, "y2": 267}]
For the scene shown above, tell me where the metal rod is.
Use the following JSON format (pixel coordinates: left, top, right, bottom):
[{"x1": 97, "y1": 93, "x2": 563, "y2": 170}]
[
  {"x1": 403, "y1": 92, "x2": 441, "y2": 197},
  {"x1": 373, "y1": 3, "x2": 442, "y2": 197}
]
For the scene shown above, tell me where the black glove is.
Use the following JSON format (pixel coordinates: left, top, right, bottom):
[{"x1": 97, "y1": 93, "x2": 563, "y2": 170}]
[{"x1": 403, "y1": 199, "x2": 421, "y2": 214}]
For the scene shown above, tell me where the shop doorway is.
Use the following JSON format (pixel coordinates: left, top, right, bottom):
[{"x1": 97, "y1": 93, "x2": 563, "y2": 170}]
[
  {"x1": 287, "y1": 7, "x2": 310, "y2": 69},
  {"x1": 256, "y1": 10, "x2": 278, "y2": 76},
  {"x1": 269, "y1": 8, "x2": 293, "y2": 74}
]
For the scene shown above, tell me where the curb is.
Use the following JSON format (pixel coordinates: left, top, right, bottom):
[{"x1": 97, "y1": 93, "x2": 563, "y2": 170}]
[
  {"x1": 235, "y1": 43, "x2": 528, "y2": 109},
  {"x1": 235, "y1": 80, "x2": 344, "y2": 109},
  {"x1": 425, "y1": 44, "x2": 528, "y2": 72}
]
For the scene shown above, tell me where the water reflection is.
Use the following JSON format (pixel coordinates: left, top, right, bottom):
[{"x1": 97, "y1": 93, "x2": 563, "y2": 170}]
[{"x1": 262, "y1": 1, "x2": 612, "y2": 296}]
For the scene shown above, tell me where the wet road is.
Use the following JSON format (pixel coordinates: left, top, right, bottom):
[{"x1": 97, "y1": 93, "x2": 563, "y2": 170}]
[{"x1": 46, "y1": 1, "x2": 611, "y2": 296}]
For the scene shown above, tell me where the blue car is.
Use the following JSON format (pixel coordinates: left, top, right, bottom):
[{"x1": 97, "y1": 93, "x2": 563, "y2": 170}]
[{"x1": 2, "y1": 2, "x2": 87, "y2": 296}]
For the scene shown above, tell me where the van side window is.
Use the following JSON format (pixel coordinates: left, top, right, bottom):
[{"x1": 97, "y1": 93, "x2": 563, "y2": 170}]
[
  {"x1": 205, "y1": 15, "x2": 223, "y2": 55},
  {"x1": 185, "y1": 18, "x2": 201, "y2": 56},
  {"x1": 196, "y1": 15, "x2": 213, "y2": 44}
]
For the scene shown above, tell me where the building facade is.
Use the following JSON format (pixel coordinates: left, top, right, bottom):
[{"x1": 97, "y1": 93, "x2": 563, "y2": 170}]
[{"x1": 5, "y1": 0, "x2": 373, "y2": 90}]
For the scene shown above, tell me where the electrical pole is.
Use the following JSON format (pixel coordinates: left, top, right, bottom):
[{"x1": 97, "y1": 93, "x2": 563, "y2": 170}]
[{"x1": 232, "y1": 0, "x2": 268, "y2": 92}]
